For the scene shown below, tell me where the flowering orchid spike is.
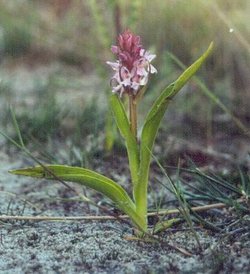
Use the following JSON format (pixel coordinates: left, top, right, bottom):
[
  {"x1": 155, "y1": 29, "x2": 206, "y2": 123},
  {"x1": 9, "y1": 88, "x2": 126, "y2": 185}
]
[{"x1": 107, "y1": 29, "x2": 157, "y2": 97}]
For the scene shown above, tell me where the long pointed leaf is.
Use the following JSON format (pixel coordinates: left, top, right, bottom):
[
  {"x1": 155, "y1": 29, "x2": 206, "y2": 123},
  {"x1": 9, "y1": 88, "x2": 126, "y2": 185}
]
[
  {"x1": 135, "y1": 42, "x2": 214, "y2": 217},
  {"x1": 10, "y1": 165, "x2": 145, "y2": 231},
  {"x1": 167, "y1": 51, "x2": 250, "y2": 137},
  {"x1": 110, "y1": 94, "x2": 140, "y2": 186}
]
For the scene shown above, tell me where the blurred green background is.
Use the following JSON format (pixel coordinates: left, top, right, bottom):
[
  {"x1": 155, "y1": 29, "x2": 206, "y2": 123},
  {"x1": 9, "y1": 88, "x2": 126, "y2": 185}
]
[{"x1": 0, "y1": 0, "x2": 249, "y2": 164}]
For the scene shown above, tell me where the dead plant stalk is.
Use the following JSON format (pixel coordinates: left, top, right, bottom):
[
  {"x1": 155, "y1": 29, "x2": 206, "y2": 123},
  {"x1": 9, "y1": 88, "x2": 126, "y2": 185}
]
[{"x1": 0, "y1": 201, "x2": 241, "y2": 222}]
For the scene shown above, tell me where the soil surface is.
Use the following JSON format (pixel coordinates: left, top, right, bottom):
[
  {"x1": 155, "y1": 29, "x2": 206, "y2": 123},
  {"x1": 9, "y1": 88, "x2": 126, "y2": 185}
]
[{"x1": 0, "y1": 149, "x2": 249, "y2": 274}]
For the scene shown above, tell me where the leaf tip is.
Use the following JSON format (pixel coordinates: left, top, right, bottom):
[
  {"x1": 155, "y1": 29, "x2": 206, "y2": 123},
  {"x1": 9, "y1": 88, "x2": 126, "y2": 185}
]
[
  {"x1": 9, "y1": 168, "x2": 29, "y2": 176},
  {"x1": 8, "y1": 167, "x2": 43, "y2": 177},
  {"x1": 8, "y1": 169, "x2": 17, "y2": 175},
  {"x1": 208, "y1": 41, "x2": 214, "y2": 54}
]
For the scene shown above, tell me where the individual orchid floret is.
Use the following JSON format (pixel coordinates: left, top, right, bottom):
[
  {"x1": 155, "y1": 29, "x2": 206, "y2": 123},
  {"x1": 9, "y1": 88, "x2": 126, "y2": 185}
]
[{"x1": 107, "y1": 29, "x2": 157, "y2": 97}]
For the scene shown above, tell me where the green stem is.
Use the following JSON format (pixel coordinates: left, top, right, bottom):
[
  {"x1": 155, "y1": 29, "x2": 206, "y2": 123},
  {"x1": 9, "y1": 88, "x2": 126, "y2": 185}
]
[
  {"x1": 129, "y1": 95, "x2": 138, "y2": 140},
  {"x1": 129, "y1": 94, "x2": 148, "y2": 230}
]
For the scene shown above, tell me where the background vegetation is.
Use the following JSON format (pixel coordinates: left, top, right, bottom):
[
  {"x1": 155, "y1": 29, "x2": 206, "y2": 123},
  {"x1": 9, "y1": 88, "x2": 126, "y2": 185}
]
[{"x1": 0, "y1": 0, "x2": 249, "y2": 160}]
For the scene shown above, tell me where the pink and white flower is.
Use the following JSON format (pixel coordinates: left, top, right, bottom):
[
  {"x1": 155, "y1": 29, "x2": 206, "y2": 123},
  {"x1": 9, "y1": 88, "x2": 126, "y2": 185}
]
[{"x1": 107, "y1": 30, "x2": 157, "y2": 97}]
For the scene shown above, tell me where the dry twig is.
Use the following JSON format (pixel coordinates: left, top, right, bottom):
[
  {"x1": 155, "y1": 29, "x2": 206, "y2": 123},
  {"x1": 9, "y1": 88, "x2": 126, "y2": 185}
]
[{"x1": 0, "y1": 201, "x2": 238, "y2": 222}]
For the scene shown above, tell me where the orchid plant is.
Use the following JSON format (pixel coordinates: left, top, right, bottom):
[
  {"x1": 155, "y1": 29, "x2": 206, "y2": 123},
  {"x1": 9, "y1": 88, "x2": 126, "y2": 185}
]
[{"x1": 10, "y1": 30, "x2": 213, "y2": 233}]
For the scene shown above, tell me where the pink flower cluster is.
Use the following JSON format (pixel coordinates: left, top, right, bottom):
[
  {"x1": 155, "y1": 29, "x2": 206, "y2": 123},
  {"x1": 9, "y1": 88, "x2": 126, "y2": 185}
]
[{"x1": 107, "y1": 30, "x2": 157, "y2": 97}]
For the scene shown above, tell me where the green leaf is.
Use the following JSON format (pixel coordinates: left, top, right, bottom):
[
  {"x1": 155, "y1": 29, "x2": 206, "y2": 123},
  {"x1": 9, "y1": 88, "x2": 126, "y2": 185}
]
[
  {"x1": 10, "y1": 165, "x2": 146, "y2": 231},
  {"x1": 110, "y1": 94, "x2": 140, "y2": 186},
  {"x1": 153, "y1": 218, "x2": 182, "y2": 234},
  {"x1": 135, "y1": 42, "x2": 214, "y2": 217}
]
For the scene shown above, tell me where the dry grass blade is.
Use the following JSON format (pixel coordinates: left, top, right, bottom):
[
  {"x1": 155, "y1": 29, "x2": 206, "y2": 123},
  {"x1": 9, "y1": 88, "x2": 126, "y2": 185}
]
[{"x1": 0, "y1": 200, "x2": 243, "y2": 222}]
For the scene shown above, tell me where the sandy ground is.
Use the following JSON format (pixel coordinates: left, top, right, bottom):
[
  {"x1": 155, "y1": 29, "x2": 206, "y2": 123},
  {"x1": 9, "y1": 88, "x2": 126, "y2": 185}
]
[{"x1": 0, "y1": 150, "x2": 249, "y2": 274}]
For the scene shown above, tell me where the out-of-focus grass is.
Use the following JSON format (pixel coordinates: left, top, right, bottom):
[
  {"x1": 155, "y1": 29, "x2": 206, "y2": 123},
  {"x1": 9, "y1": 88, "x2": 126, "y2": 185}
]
[
  {"x1": 0, "y1": 1, "x2": 38, "y2": 57},
  {"x1": 137, "y1": 0, "x2": 249, "y2": 133},
  {"x1": 0, "y1": 73, "x2": 105, "y2": 160},
  {"x1": 0, "y1": 0, "x2": 249, "y2": 149}
]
